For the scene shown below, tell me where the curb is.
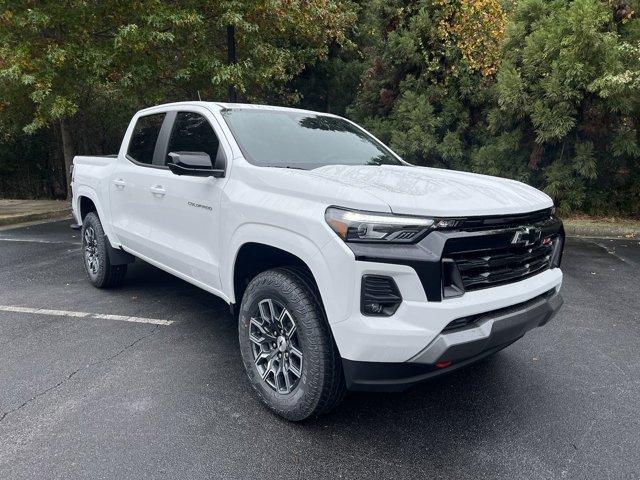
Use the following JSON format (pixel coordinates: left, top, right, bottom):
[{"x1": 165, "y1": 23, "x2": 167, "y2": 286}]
[
  {"x1": 564, "y1": 221, "x2": 640, "y2": 239},
  {"x1": 0, "y1": 209, "x2": 72, "y2": 228}
]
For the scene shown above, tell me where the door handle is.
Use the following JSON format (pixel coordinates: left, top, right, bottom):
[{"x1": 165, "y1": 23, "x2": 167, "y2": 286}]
[
  {"x1": 149, "y1": 185, "x2": 166, "y2": 197},
  {"x1": 113, "y1": 179, "x2": 126, "y2": 189}
]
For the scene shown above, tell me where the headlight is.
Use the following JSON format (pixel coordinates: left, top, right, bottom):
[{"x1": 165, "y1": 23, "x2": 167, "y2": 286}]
[{"x1": 325, "y1": 207, "x2": 459, "y2": 243}]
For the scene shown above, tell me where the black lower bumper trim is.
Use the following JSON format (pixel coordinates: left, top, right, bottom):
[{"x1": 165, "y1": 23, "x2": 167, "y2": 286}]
[{"x1": 342, "y1": 340, "x2": 519, "y2": 392}]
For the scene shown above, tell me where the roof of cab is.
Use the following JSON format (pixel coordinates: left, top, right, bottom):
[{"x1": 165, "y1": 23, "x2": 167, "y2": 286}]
[{"x1": 137, "y1": 101, "x2": 339, "y2": 118}]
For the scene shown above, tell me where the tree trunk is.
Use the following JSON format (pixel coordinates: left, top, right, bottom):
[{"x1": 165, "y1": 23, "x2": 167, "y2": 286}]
[
  {"x1": 227, "y1": 25, "x2": 238, "y2": 103},
  {"x1": 59, "y1": 118, "x2": 75, "y2": 200}
]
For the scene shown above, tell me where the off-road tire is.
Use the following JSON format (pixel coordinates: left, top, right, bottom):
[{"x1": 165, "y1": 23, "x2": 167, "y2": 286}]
[{"x1": 238, "y1": 268, "x2": 346, "y2": 421}]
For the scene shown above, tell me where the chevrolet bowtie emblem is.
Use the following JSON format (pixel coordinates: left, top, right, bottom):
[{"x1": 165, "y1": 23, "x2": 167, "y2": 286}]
[{"x1": 511, "y1": 227, "x2": 542, "y2": 246}]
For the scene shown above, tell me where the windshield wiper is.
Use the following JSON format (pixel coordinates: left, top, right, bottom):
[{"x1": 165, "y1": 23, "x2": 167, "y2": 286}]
[{"x1": 263, "y1": 165, "x2": 307, "y2": 170}]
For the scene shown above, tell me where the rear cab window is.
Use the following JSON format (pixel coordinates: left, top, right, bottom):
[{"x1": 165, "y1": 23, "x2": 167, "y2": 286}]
[{"x1": 127, "y1": 113, "x2": 166, "y2": 165}]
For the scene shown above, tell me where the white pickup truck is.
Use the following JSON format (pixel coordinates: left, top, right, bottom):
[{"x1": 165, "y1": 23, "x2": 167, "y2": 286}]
[{"x1": 72, "y1": 101, "x2": 564, "y2": 420}]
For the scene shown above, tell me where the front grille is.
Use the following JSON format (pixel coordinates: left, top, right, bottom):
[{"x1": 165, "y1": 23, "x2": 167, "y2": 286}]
[{"x1": 446, "y1": 240, "x2": 555, "y2": 291}]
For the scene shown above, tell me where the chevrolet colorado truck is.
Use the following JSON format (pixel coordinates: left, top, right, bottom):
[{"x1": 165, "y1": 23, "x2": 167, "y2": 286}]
[{"x1": 71, "y1": 102, "x2": 564, "y2": 421}]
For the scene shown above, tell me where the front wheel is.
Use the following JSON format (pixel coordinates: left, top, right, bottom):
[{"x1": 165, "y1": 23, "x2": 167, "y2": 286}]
[
  {"x1": 238, "y1": 268, "x2": 345, "y2": 421},
  {"x1": 81, "y1": 212, "x2": 127, "y2": 288}
]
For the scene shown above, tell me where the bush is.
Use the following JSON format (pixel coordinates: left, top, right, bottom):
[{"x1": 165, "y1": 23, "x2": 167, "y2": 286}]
[{"x1": 484, "y1": 0, "x2": 640, "y2": 215}]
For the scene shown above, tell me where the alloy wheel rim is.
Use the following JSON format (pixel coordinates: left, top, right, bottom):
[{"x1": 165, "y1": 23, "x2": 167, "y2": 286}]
[
  {"x1": 83, "y1": 226, "x2": 99, "y2": 276},
  {"x1": 249, "y1": 298, "x2": 303, "y2": 394}
]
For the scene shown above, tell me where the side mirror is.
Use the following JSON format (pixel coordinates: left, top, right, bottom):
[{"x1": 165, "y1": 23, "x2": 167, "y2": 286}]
[{"x1": 167, "y1": 152, "x2": 225, "y2": 178}]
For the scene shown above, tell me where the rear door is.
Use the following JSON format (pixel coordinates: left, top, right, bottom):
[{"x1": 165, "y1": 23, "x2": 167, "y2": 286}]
[
  {"x1": 110, "y1": 112, "x2": 170, "y2": 257},
  {"x1": 140, "y1": 109, "x2": 228, "y2": 291}
]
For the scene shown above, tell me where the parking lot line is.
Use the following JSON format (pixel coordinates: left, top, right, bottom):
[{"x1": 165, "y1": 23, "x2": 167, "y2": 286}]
[
  {"x1": 0, "y1": 305, "x2": 174, "y2": 326},
  {"x1": 0, "y1": 237, "x2": 80, "y2": 245}
]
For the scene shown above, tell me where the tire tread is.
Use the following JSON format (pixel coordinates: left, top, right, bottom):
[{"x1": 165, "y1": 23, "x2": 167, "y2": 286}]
[{"x1": 82, "y1": 212, "x2": 127, "y2": 289}]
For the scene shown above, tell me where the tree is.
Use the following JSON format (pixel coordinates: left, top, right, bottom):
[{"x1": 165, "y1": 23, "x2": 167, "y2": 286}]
[
  {"x1": 480, "y1": 0, "x2": 640, "y2": 214},
  {"x1": 0, "y1": 0, "x2": 356, "y2": 198},
  {"x1": 291, "y1": 0, "x2": 382, "y2": 116},
  {"x1": 348, "y1": 0, "x2": 508, "y2": 172}
]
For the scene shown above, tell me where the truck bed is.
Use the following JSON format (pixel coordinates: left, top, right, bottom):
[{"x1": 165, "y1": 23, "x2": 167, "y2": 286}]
[{"x1": 72, "y1": 155, "x2": 119, "y2": 197}]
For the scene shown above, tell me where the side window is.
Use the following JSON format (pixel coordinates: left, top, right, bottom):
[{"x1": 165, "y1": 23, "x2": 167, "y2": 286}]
[
  {"x1": 166, "y1": 112, "x2": 221, "y2": 165},
  {"x1": 127, "y1": 113, "x2": 166, "y2": 165}
]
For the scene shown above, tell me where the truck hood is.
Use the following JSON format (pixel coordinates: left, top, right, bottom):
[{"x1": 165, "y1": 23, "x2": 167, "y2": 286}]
[{"x1": 307, "y1": 165, "x2": 553, "y2": 217}]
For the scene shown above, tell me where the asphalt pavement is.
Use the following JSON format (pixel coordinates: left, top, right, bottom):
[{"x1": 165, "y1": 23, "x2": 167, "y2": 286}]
[{"x1": 0, "y1": 220, "x2": 639, "y2": 479}]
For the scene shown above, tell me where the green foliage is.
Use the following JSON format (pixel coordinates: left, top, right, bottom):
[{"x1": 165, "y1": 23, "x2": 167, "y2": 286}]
[
  {"x1": 351, "y1": 0, "x2": 640, "y2": 216},
  {"x1": 0, "y1": 0, "x2": 355, "y2": 198},
  {"x1": 349, "y1": 0, "x2": 506, "y2": 172},
  {"x1": 0, "y1": 128, "x2": 65, "y2": 198},
  {"x1": 0, "y1": 0, "x2": 355, "y2": 129},
  {"x1": 288, "y1": 0, "x2": 380, "y2": 115},
  {"x1": 484, "y1": 0, "x2": 640, "y2": 215},
  {"x1": 1, "y1": 0, "x2": 639, "y2": 216}
]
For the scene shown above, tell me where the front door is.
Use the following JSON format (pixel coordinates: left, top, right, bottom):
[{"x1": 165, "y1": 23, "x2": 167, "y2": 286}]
[{"x1": 143, "y1": 110, "x2": 227, "y2": 291}]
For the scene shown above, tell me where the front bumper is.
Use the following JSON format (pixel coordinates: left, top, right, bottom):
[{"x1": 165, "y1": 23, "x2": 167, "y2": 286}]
[
  {"x1": 343, "y1": 288, "x2": 563, "y2": 391},
  {"x1": 329, "y1": 263, "x2": 563, "y2": 364}
]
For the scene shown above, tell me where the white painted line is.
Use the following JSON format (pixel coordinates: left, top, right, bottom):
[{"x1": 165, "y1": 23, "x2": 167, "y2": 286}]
[
  {"x1": 36, "y1": 308, "x2": 88, "y2": 318},
  {"x1": 91, "y1": 313, "x2": 173, "y2": 325},
  {"x1": 0, "y1": 305, "x2": 174, "y2": 326},
  {"x1": 0, "y1": 237, "x2": 80, "y2": 245}
]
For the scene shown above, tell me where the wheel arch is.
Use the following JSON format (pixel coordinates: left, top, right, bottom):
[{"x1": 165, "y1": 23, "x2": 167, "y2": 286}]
[
  {"x1": 79, "y1": 196, "x2": 97, "y2": 220},
  {"x1": 233, "y1": 243, "x2": 321, "y2": 309},
  {"x1": 74, "y1": 186, "x2": 119, "y2": 246},
  {"x1": 225, "y1": 224, "x2": 342, "y2": 325}
]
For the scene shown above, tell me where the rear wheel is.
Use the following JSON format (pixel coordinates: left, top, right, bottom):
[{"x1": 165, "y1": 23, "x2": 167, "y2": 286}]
[
  {"x1": 81, "y1": 212, "x2": 127, "y2": 288},
  {"x1": 238, "y1": 268, "x2": 345, "y2": 421}
]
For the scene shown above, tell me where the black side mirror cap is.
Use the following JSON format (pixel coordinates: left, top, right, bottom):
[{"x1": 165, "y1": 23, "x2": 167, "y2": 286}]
[{"x1": 167, "y1": 152, "x2": 225, "y2": 178}]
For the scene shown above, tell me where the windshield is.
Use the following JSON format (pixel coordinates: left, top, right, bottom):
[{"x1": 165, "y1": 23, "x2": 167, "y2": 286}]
[{"x1": 221, "y1": 108, "x2": 404, "y2": 169}]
